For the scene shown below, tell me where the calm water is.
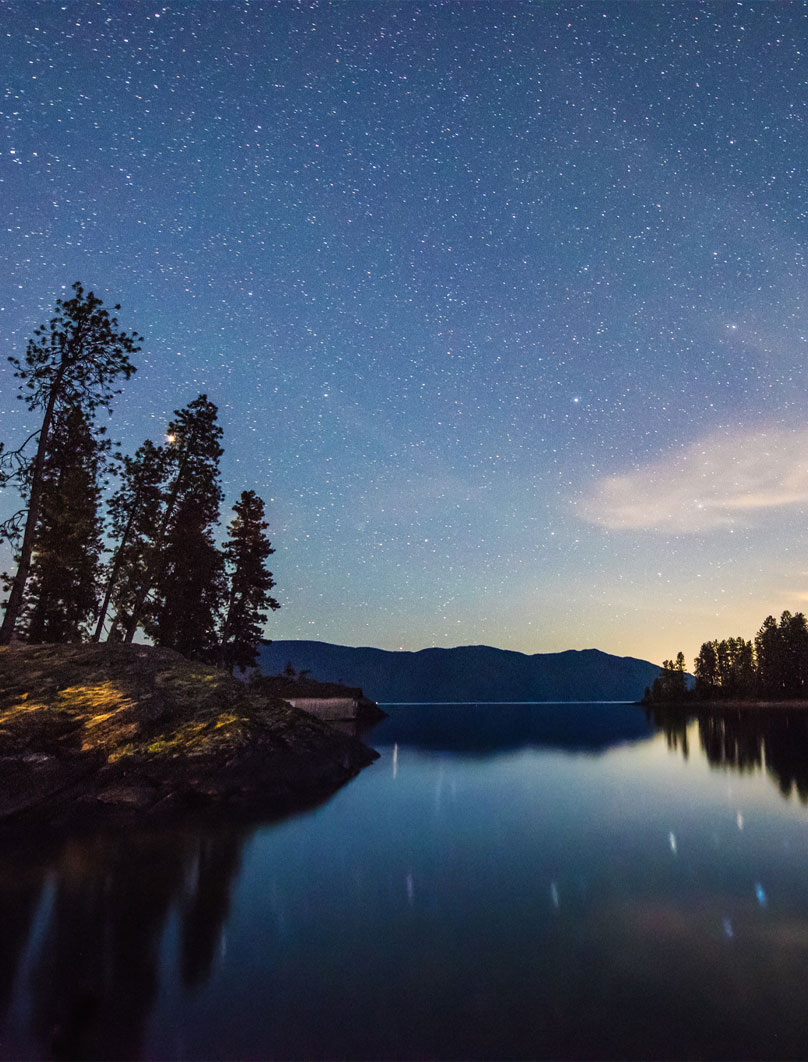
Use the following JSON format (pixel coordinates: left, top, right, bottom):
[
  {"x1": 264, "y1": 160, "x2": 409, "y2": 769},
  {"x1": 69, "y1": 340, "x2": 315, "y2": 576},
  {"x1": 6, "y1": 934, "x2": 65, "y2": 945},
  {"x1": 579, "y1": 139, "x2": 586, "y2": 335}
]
[{"x1": 4, "y1": 701, "x2": 808, "y2": 1060}]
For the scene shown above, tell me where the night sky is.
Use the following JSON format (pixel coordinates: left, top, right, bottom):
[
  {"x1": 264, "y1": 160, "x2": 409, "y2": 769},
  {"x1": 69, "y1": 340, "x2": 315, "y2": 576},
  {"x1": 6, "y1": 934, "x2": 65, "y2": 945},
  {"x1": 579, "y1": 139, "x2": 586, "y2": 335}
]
[{"x1": 1, "y1": 1, "x2": 807, "y2": 667}]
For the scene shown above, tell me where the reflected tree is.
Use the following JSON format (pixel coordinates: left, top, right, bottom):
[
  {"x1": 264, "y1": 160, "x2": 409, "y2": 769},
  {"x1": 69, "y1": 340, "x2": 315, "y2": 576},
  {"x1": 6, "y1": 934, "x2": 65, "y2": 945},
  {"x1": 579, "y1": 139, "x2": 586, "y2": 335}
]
[
  {"x1": 698, "y1": 710, "x2": 763, "y2": 775},
  {"x1": 17, "y1": 825, "x2": 250, "y2": 1060},
  {"x1": 648, "y1": 704, "x2": 808, "y2": 806},
  {"x1": 179, "y1": 834, "x2": 244, "y2": 988}
]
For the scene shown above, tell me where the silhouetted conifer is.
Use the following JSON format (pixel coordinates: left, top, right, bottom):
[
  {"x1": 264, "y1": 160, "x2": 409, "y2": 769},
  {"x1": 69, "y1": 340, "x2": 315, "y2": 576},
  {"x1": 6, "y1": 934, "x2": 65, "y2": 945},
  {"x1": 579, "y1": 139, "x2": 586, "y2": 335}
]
[
  {"x1": 694, "y1": 637, "x2": 755, "y2": 699},
  {"x1": 17, "y1": 405, "x2": 108, "y2": 642},
  {"x1": 95, "y1": 439, "x2": 170, "y2": 641},
  {"x1": 120, "y1": 395, "x2": 224, "y2": 656},
  {"x1": 0, "y1": 283, "x2": 139, "y2": 643},
  {"x1": 148, "y1": 493, "x2": 225, "y2": 659},
  {"x1": 755, "y1": 611, "x2": 808, "y2": 699},
  {"x1": 218, "y1": 490, "x2": 280, "y2": 673},
  {"x1": 647, "y1": 652, "x2": 688, "y2": 703}
]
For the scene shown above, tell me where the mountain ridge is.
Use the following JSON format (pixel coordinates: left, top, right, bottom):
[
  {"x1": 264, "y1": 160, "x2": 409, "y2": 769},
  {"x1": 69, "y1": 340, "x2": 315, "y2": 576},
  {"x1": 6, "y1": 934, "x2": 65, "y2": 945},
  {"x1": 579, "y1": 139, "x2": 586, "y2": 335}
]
[{"x1": 257, "y1": 640, "x2": 662, "y2": 703}]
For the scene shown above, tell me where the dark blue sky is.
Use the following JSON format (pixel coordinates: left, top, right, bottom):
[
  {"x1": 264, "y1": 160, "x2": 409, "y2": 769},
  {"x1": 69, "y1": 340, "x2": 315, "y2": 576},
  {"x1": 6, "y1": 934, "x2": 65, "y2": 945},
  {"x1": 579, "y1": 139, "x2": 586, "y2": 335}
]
[{"x1": 1, "y1": 1, "x2": 807, "y2": 664}]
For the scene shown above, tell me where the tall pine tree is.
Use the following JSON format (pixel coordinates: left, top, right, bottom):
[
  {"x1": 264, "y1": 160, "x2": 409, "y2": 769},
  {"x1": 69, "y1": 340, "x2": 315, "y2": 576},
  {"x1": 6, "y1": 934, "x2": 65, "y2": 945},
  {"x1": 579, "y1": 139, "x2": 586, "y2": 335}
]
[
  {"x1": 0, "y1": 283, "x2": 139, "y2": 643},
  {"x1": 17, "y1": 405, "x2": 108, "y2": 642},
  {"x1": 95, "y1": 439, "x2": 170, "y2": 641},
  {"x1": 121, "y1": 395, "x2": 224, "y2": 656},
  {"x1": 218, "y1": 490, "x2": 280, "y2": 673},
  {"x1": 149, "y1": 493, "x2": 225, "y2": 659}
]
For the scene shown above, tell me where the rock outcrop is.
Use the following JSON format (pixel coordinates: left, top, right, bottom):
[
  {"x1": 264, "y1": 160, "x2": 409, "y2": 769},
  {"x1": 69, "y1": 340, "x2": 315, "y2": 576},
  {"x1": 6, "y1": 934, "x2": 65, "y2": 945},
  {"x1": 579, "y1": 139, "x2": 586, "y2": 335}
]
[{"x1": 0, "y1": 643, "x2": 378, "y2": 830}]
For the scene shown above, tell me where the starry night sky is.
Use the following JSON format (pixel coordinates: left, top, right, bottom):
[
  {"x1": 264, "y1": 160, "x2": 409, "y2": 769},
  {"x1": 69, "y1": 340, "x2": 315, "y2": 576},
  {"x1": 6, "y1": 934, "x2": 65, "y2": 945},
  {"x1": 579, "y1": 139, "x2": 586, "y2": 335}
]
[{"x1": 1, "y1": 1, "x2": 807, "y2": 667}]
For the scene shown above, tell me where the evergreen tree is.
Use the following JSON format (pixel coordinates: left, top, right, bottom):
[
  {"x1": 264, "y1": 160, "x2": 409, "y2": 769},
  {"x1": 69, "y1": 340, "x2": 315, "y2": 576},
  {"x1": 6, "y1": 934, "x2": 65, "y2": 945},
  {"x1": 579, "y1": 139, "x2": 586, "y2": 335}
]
[
  {"x1": 16, "y1": 405, "x2": 107, "y2": 642},
  {"x1": 777, "y1": 611, "x2": 808, "y2": 699},
  {"x1": 695, "y1": 637, "x2": 755, "y2": 699},
  {"x1": 218, "y1": 490, "x2": 280, "y2": 673},
  {"x1": 648, "y1": 652, "x2": 688, "y2": 703},
  {"x1": 724, "y1": 636, "x2": 756, "y2": 698},
  {"x1": 95, "y1": 439, "x2": 170, "y2": 641},
  {"x1": 694, "y1": 641, "x2": 720, "y2": 698},
  {"x1": 149, "y1": 494, "x2": 225, "y2": 659},
  {"x1": 670, "y1": 651, "x2": 688, "y2": 699},
  {"x1": 756, "y1": 614, "x2": 787, "y2": 698},
  {"x1": 121, "y1": 395, "x2": 224, "y2": 655},
  {"x1": 0, "y1": 283, "x2": 139, "y2": 643}
]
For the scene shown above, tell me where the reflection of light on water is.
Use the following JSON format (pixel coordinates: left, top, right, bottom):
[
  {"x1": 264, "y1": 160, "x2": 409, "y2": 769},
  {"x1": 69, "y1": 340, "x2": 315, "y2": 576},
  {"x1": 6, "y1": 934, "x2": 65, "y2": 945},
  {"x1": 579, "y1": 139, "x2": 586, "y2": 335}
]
[
  {"x1": 7, "y1": 871, "x2": 57, "y2": 1033},
  {"x1": 669, "y1": 832, "x2": 677, "y2": 855},
  {"x1": 406, "y1": 872, "x2": 414, "y2": 905},
  {"x1": 550, "y1": 882, "x2": 559, "y2": 909},
  {"x1": 723, "y1": 918, "x2": 734, "y2": 939},
  {"x1": 755, "y1": 882, "x2": 767, "y2": 907},
  {"x1": 737, "y1": 811, "x2": 744, "y2": 830},
  {"x1": 392, "y1": 743, "x2": 398, "y2": 779}
]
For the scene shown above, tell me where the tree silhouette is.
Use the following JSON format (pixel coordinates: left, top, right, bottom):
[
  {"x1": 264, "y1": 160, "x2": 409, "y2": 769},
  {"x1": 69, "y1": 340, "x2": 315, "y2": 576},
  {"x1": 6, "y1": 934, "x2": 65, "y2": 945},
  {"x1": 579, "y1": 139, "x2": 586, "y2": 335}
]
[
  {"x1": 694, "y1": 637, "x2": 755, "y2": 699},
  {"x1": 17, "y1": 405, "x2": 108, "y2": 642},
  {"x1": 119, "y1": 394, "x2": 223, "y2": 647},
  {"x1": 755, "y1": 611, "x2": 808, "y2": 699},
  {"x1": 647, "y1": 652, "x2": 688, "y2": 703},
  {"x1": 148, "y1": 493, "x2": 224, "y2": 659},
  {"x1": 218, "y1": 490, "x2": 280, "y2": 673},
  {"x1": 0, "y1": 283, "x2": 139, "y2": 643},
  {"x1": 95, "y1": 439, "x2": 170, "y2": 642}
]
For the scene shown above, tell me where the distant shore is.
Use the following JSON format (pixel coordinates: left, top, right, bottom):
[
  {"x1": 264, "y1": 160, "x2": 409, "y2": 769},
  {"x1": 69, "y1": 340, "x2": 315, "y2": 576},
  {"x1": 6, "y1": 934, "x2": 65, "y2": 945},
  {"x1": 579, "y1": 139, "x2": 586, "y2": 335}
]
[{"x1": 642, "y1": 698, "x2": 808, "y2": 710}]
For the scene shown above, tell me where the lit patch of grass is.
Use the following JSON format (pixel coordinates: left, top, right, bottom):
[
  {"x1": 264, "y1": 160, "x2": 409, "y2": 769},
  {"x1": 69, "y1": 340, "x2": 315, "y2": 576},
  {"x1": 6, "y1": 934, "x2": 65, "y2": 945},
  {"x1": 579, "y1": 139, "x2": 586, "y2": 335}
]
[
  {"x1": 110, "y1": 720, "x2": 216, "y2": 761},
  {"x1": 0, "y1": 699, "x2": 49, "y2": 723},
  {"x1": 115, "y1": 713, "x2": 248, "y2": 760},
  {"x1": 214, "y1": 712, "x2": 240, "y2": 729},
  {"x1": 85, "y1": 710, "x2": 124, "y2": 728},
  {"x1": 108, "y1": 742, "x2": 135, "y2": 764},
  {"x1": 57, "y1": 682, "x2": 133, "y2": 716}
]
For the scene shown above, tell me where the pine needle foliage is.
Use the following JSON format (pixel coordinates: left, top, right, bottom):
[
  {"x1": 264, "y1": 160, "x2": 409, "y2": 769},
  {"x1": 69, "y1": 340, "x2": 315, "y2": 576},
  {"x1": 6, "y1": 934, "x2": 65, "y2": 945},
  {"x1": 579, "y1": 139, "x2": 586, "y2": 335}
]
[
  {"x1": 0, "y1": 283, "x2": 140, "y2": 643},
  {"x1": 219, "y1": 490, "x2": 280, "y2": 673}
]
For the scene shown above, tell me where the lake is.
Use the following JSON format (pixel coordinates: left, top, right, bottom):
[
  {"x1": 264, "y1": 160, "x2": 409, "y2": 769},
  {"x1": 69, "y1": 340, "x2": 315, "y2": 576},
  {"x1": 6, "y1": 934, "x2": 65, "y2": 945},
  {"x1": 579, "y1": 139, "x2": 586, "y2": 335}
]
[{"x1": 4, "y1": 701, "x2": 808, "y2": 1060}]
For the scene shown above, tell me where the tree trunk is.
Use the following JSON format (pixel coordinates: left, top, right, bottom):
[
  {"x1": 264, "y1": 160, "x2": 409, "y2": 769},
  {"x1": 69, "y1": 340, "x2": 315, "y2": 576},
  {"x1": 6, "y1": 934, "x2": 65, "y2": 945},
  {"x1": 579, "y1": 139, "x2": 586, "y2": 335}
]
[
  {"x1": 0, "y1": 372, "x2": 63, "y2": 645},
  {"x1": 216, "y1": 585, "x2": 238, "y2": 670},
  {"x1": 93, "y1": 483, "x2": 142, "y2": 642},
  {"x1": 120, "y1": 441, "x2": 193, "y2": 643}
]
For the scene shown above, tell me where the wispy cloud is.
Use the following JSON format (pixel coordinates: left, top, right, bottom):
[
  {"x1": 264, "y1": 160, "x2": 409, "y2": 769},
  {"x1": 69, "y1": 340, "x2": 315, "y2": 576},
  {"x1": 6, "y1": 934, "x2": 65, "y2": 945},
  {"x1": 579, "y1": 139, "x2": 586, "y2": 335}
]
[{"x1": 579, "y1": 428, "x2": 808, "y2": 533}]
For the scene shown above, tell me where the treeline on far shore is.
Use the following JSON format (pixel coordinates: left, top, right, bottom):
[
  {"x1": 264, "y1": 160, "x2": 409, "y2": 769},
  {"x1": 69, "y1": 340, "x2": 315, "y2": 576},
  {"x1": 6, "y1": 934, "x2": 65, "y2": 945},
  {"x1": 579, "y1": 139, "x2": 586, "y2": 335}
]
[{"x1": 645, "y1": 610, "x2": 808, "y2": 705}]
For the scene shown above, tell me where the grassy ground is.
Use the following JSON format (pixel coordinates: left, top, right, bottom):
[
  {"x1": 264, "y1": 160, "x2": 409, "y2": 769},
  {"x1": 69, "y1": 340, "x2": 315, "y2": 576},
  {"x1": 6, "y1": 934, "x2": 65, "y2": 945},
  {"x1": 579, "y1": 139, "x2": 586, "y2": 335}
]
[{"x1": 0, "y1": 643, "x2": 378, "y2": 828}]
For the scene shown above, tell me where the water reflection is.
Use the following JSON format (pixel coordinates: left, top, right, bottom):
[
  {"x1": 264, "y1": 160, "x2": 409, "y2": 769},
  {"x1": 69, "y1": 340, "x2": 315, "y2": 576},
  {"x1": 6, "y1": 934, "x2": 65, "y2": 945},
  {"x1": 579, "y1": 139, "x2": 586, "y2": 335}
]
[
  {"x1": 647, "y1": 704, "x2": 808, "y2": 803},
  {"x1": 0, "y1": 858, "x2": 46, "y2": 1031},
  {"x1": 369, "y1": 701, "x2": 655, "y2": 756},
  {"x1": 0, "y1": 824, "x2": 249, "y2": 1060},
  {"x1": 7, "y1": 703, "x2": 808, "y2": 1060}
]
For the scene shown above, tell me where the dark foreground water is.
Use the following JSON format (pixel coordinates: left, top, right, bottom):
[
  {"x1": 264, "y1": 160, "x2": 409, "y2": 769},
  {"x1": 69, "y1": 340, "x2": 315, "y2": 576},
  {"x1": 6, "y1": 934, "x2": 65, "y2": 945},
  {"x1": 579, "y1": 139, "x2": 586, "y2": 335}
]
[{"x1": 4, "y1": 701, "x2": 808, "y2": 1060}]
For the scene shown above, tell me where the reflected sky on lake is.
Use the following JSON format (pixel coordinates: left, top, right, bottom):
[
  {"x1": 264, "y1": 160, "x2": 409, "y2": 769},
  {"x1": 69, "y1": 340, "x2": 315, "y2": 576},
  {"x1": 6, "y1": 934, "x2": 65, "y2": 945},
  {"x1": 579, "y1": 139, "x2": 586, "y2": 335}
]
[{"x1": 4, "y1": 704, "x2": 808, "y2": 1060}]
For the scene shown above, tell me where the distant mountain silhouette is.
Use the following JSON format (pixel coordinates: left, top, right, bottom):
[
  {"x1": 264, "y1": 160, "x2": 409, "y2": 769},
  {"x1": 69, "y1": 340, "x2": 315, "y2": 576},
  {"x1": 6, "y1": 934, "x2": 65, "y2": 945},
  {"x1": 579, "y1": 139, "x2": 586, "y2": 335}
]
[{"x1": 257, "y1": 641, "x2": 662, "y2": 703}]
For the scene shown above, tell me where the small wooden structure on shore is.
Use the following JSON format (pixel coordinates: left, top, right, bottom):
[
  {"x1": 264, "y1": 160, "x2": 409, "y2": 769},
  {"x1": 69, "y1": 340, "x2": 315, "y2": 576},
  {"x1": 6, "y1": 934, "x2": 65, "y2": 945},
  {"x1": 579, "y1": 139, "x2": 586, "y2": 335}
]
[
  {"x1": 250, "y1": 673, "x2": 385, "y2": 723},
  {"x1": 287, "y1": 695, "x2": 367, "y2": 721}
]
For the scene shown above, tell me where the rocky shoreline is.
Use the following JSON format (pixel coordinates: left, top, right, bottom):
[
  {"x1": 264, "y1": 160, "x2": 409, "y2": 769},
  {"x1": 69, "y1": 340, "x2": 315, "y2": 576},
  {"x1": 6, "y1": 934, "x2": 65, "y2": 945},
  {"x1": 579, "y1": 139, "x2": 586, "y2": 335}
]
[
  {"x1": 641, "y1": 697, "x2": 808, "y2": 710},
  {"x1": 0, "y1": 643, "x2": 379, "y2": 832}
]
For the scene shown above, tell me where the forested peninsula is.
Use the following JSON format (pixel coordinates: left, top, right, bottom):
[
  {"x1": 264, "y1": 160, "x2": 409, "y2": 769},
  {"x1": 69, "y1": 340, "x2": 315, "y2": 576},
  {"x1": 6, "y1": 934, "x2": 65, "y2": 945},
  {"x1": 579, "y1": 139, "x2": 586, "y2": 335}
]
[
  {"x1": 0, "y1": 285, "x2": 378, "y2": 825},
  {"x1": 645, "y1": 610, "x2": 808, "y2": 708}
]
